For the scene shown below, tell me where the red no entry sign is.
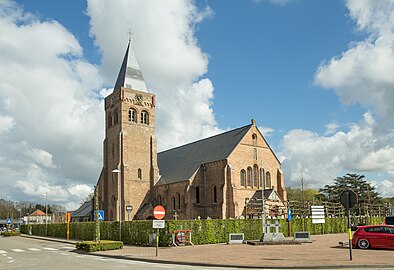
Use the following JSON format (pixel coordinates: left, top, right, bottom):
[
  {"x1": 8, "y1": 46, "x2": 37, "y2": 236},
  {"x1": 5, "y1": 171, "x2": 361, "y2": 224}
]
[{"x1": 153, "y1": 205, "x2": 165, "y2": 220}]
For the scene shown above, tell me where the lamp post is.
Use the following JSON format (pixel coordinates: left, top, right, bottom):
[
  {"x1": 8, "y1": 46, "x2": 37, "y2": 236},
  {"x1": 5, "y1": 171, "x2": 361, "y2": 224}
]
[
  {"x1": 112, "y1": 169, "x2": 122, "y2": 241},
  {"x1": 42, "y1": 192, "x2": 48, "y2": 235}
]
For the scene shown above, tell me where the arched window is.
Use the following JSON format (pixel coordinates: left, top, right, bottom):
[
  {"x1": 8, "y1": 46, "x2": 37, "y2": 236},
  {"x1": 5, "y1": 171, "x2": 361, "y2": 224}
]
[
  {"x1": 195, "y1": 186, "x2": 200, "y2": 204},
  {"x1": 213, "y1": 186, "x2": 218, "y2": 203},
  {"x1": 114, "y1": 111, "x2": 119, "y2": 124},
  {"x1": 177, "y1": 192, "x2": 181, "y2": 210},
  {"x1": 172, "y1": 196, "x2": 176, "y2": 210},
  {"x1": 253, "y1": 165, "x2": 258, "y2": 188},
  {"x1": 252, "y1": 133, "x2": 257, "y2": 146},
  {"x1": 260, "y1": 168, "x2": 264, "y2": 188},
  {"x1": 266, "y1": 171, "x2": 271, "y2": 189},
  {"x1": 247, "y1": 167, "x2": 252, "y2": 187},
  {"x1": 240, "y1": 170, "x2": 246, "y2": 187},
  {"x1": 141, "y1": 111, "x2": 149, "y2": 124},
  {"x1": 107, "y1": 114, "x2": 113, "y2": 128},
  {"x1": 128, "y1": 108, "x2": 137, "y2": 123},
  {"x1": 138, "y1": 169, "x2": 142, "y2": 179},
  {"x1": 253, "y1": 148, "x2": 257, "y2": 160}
]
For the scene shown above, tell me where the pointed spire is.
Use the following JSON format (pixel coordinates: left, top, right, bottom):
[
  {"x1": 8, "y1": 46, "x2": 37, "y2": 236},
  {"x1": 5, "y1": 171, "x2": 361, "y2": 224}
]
[{"x1": 113, "y1": 41, "x2": 148, "y2": 93}]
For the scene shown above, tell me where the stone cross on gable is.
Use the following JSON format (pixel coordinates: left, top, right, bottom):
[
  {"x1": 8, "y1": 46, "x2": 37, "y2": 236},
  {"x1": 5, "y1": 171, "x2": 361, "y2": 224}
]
[{"x1": 173, "y1": 211, "x2": 179, "y2": 220}]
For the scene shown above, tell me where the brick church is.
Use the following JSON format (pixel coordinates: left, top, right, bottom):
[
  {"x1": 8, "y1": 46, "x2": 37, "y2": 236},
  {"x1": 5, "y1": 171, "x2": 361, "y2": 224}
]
[{"x1": 96, "y1": 42, "x2": 287, "y2": 221}]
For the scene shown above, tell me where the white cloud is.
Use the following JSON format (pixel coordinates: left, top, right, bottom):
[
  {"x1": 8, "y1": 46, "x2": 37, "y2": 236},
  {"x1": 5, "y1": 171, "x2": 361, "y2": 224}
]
[
  {"x1": 282, "y1": 0, "x2": 394, "y2": 197},
  {"x1": 281, "y1": 112, "x2": 394, "y2": 193},
  {"x1": 0, "y1": 0, "x2": 104, "y2": 208},
  {"x1": 324, "y1": 122, "x2": 340, "y2": 135},
  {"x1": 258, "y1": 125, "x2": 274, "y2": 137},
  {"x1": 315, "y1": 0, "x2": 394, "y2": 126},
  {"x1": 86, "y1": 0, "x2": 220, "y2": 150},
  {"x1": 0, "y1": 115, "x2": 14, "y2": 135}
]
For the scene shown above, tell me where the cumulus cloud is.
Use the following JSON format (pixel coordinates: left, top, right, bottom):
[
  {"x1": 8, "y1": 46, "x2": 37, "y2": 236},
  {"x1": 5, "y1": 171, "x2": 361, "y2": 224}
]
[
  {"x1": 0, "y1": 115, "x2": 14, "y2": 135},
  {"x1": 0, "y1": 0, "x2": 103, "y2": 209},
  {"x1": 86, "y1": 0, "x2": 220, "y2": 150},
  {"x1": 315, "y1": 0, "x2": 394, "y2": 126},
  {"x1": 258, "y1": 125, "x2": 274, "y2": 137},
  {"x1": 282, "y1": 0, "x2": 394, "y2": 197}
]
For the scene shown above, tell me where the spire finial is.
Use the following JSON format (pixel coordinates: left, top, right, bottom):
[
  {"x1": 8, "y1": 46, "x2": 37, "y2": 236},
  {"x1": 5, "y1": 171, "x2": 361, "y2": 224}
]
[{"x1": 127, "y1": 29, "x2": 132, "y2": 43}]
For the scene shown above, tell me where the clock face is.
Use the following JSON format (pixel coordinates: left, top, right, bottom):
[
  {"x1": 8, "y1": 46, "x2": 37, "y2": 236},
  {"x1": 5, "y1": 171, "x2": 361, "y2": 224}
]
[{"x1": 135, "y1": 94, "x2": 143, "y2": 103}]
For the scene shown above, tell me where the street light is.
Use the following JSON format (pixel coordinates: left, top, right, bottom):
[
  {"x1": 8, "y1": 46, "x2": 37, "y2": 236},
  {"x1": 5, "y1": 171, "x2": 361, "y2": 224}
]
[
  {"x1": 42, "y1": 192, "x2": 48, "y2": 235},
  {"x1": 112, "y1": 169, "x2": 122, "y2": 241}
]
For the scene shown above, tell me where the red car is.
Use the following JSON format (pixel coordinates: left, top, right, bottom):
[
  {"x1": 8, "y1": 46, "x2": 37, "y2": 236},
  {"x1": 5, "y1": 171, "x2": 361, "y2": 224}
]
[{"x1": 352, "y1": 225, "x2": 394, "y2": 249}]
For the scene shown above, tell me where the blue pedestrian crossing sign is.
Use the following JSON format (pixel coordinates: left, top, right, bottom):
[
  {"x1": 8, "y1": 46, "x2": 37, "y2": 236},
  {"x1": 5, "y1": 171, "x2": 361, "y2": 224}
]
[
  {"x1": 6, "y1": 218, "x2": 12, "y2": 224},
  {"x1": 94, "y1": 210, "x2": 104, "y2": 221}
]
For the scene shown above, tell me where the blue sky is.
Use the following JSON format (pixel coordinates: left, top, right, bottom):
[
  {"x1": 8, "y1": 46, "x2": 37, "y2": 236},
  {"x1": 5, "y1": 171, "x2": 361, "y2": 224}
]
[{"x1": 0, "y1": 0, "x2": 393, "y2": 210}]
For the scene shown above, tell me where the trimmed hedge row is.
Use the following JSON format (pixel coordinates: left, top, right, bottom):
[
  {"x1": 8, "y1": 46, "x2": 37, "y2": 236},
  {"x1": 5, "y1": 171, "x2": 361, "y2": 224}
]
[
  {"x1": 1, "y1": 231, "x2": 21, "y2": 237},
  {"x1": 21, "y1": 216, "x2": 383, "y2": 246},
  {"x1": 76, "y1": 240, "x2": 123, "y2": 252}
]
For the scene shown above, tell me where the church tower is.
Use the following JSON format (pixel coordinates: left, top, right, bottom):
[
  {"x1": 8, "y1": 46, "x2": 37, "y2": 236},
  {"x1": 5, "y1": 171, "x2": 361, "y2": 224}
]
[{"x1": 98, "y1": 41, "x2": 159, "y2": 221}]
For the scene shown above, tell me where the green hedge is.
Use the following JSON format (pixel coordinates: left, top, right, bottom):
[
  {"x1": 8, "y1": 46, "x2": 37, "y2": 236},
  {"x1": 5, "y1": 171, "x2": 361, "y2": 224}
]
[
  {"x1": 76, "y1": 240, "x2": 123, "y2": 252},
  {"x1": 21, "y1": 216, "x2": 384, "y2": 246},
  {"x1": 1, "y1": 231, "x2": 21, "y2": 237}
]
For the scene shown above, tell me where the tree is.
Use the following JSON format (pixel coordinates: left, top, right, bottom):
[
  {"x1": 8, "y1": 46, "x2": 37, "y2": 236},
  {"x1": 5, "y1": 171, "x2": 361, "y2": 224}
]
[
  {"x1": 286, "y1": 187, "x2": 319, "y2": 201},
  {"x1": 318, "y1": 173, "x2": 382, "y2": 205}
]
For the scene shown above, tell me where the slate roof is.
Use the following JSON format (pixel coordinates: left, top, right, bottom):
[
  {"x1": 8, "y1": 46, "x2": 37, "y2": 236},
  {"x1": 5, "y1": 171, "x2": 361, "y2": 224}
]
[
  {"x1": 113, "y1": 41, "x2": 148, "y2": 93},
  {"x1": 157, "y1": 124, "x2": 252, "y2": 185},
  {"x1": 72, "y1": 201, "x2": 92, "y2": 218}
]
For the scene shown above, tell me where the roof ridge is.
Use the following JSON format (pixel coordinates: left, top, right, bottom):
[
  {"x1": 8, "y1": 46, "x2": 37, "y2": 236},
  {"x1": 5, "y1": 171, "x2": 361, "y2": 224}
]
[{"x1": 159, "y1": 124, "x2": 252, "y2": 154}]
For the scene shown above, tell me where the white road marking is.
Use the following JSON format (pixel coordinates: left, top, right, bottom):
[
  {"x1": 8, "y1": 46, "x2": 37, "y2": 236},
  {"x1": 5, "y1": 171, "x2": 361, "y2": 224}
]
[
  {"x1": 28, "y1": 248, "x2": 40, "y2": 251},
  {"x1": 43, "y1": 247, "x2": 59, "y2": 251},
  {"x1": 60, "y1": 252, "x2": 69, "y2": 256},
  {"x1": 61, "y1": 246, "x2": 75, "y2": 250},
  {"x1": 11, "y1": 249, "x2": 24, "y2": 252},
  {"x1": 8, "y1": 260, "x2": 14, "y2": 263},
  {"x1": 0, "y1": 250, "x2": 7, "y2": 254}
]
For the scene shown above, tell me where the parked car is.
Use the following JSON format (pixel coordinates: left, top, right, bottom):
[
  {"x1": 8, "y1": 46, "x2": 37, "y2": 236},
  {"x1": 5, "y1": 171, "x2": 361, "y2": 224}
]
[
  {"x1": 352, "y1": 225, "x2": 394, "y2": 249},
  {"x1": 384, "y1": 216, "x2": 394, "y2": 225}
]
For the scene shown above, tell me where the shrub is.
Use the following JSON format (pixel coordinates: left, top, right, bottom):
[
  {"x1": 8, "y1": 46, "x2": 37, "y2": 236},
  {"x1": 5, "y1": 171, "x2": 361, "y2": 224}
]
[
  {"x1": 76, "y1": 240, "x2": 123, "y2": 252},
  {"x1": 2, "y1": 231, "x2": 21, "y2": 237}
]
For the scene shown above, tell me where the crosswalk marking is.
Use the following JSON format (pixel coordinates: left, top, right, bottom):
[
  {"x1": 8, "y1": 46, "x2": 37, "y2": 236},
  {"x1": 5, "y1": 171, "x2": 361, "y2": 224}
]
[
  {"x1": 11, "y1": 249, "x2": 24, "y2": 252},
  {"x1": 61, "y1": 246, "x2": 75, "y2": 250},
  {"x1": 42, "y1": 247, "x2": 59, "y2": 251},
  {"x1": 0, "y1": 250, "x2": 7, "y2": 254},
  {"x1": 28, "y1": 248, "x2": 40, "y2": 251}
]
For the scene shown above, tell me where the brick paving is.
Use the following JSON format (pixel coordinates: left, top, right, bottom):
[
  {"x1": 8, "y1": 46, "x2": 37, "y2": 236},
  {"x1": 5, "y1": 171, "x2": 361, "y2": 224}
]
[{"x1": 23, "y1": 233, "x2": 394, "y2": 268}]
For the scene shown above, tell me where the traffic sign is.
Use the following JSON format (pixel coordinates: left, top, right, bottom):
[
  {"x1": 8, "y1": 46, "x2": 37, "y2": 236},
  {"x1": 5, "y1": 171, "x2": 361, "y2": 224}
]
[
  {"x1": 311, "y1": 205, "x2": 325, "y2": 224},
  {"x1": 340, "y1": 190, "x2": 358, "y2": 209},
  {"x1": 153, "y1": 220, "x2": 165, "y2": 229},
  {"x1": 6, "y1": 218, "x2": 12, "y2": 224},
  {"x1": 153, "y1": 205, "x2": 165, "y2": 220},
  {"x1": 287, "y1": 209, "x2": 292, "y2": 221},
  {"x1": 94, "y1": 210, "x2": 104, "y2": 221}
]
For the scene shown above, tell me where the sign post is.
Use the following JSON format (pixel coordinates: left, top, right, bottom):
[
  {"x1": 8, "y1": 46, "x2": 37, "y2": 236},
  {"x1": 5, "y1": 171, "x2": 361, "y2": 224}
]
[
  {"x1": 287, "y1": 209, "x2": 292, "y2": 237},
  {"x1": 153, "y1": 205, "x2": 165, "y2": 257},
  {"x1": 340, "y1": 189, "x2": 358, "y2": 261},
  {"x1": 65, "y1": 213, "x2": 70, "y2": 241}
]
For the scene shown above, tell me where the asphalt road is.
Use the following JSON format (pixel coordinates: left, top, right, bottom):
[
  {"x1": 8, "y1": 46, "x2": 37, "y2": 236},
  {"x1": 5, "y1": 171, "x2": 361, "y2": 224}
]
[{"x1": 0, "y1": 236, "x2": 240, "y2": 270}]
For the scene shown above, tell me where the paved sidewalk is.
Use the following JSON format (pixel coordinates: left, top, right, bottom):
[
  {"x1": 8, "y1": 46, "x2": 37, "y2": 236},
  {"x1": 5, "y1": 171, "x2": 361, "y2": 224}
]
[{"x1": 23, "y1": 233, "x2": 394, "y2": 269}]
